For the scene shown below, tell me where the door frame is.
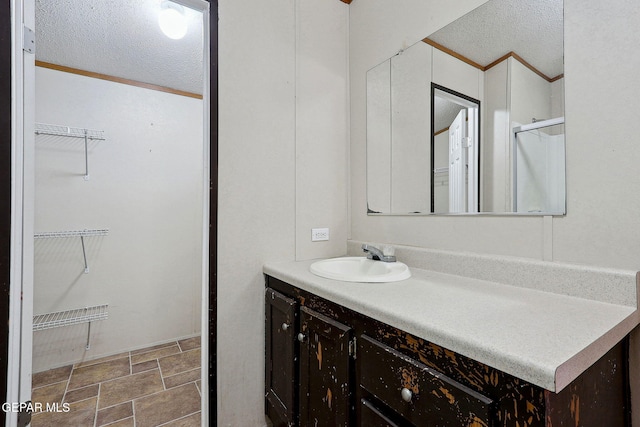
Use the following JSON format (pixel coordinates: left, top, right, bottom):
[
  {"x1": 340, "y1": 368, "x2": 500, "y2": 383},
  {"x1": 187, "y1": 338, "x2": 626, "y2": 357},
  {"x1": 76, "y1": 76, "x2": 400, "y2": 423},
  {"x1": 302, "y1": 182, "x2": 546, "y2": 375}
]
[
  {"x1": 3, "y1": 1, "x2": 18, "y2": 426},
  {"x1": 206, "y1": 0, "x2": 219, "y2": 424},
  {"x1": 430, "y1": 83, "x2": 481, "y2": 214},
  {"x1": 1, "y1": 1, "x2": 219, "y2": 425}
]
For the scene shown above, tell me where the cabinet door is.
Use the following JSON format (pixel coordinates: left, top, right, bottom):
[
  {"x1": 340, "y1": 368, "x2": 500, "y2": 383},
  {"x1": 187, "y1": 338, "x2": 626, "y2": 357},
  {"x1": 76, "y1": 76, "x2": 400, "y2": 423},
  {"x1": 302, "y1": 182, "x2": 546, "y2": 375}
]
[
  {"x1": 299, "y1": 306, "x2": 353, "y2": 427},
  {"x1": 265, "y1": 288, "x2": 298, "y2": 427}
]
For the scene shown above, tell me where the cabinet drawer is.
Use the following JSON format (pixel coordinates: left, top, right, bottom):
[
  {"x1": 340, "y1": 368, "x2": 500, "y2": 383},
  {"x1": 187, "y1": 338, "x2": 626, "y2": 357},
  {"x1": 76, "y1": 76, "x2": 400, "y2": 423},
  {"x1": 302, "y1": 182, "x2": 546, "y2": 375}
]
[
  {"x1": 359, "y1": 335, "x2": 493, "y2": 426},
  {"x1": 361, "y1": 398, "x2": 408, "y2": 427}
]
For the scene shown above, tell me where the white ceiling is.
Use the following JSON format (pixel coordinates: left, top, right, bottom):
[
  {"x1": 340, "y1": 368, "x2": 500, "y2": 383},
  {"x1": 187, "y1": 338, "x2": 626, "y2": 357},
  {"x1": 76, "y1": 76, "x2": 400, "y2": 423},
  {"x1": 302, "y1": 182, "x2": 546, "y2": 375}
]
[
  {"x1": 428, "y1": 0, "x2": 564, "y2": 79},
  {"x1": 35, "y1": 0, "x2": 204, "y2": 95}
]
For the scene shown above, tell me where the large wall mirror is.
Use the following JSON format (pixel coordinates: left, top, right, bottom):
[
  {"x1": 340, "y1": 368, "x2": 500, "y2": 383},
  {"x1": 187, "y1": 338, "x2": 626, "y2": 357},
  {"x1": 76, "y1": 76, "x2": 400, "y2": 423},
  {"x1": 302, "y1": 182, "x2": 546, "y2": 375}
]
[{"x1": 366, "y1": 0, "x2": 565, "y2": 215}]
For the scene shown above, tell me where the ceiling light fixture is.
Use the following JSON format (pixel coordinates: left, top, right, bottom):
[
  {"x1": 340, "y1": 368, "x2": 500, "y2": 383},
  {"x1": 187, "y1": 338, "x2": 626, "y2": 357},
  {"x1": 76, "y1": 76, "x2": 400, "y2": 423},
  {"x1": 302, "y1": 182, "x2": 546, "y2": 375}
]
[{"x1": 159, "y1": 1, "x2": 188, "y2": 40}]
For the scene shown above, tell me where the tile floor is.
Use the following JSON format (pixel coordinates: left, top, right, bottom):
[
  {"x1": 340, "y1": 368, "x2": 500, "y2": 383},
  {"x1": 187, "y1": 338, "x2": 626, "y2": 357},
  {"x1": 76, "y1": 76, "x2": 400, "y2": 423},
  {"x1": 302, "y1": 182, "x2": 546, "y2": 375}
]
[{"x1": 30, "y1": 337, "x2": 202, "y2": 427}]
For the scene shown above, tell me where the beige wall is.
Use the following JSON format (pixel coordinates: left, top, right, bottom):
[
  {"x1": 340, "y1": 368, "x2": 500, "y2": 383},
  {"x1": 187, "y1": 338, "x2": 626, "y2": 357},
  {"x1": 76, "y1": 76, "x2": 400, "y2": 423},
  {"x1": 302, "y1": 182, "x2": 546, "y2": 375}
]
[
  {"x1": 218, "y1": 0, "x2": 348, "y2": 425},
  {"x1": 350, "y1": 0, "x2": 640, "y2": 423}
]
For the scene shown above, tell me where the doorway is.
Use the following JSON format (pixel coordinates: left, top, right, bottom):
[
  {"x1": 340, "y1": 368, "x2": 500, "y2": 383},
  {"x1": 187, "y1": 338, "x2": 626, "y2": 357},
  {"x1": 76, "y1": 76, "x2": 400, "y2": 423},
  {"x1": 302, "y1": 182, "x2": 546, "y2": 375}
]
[
  {"x1": 431, "y1": 83, "x2": 480, "y2": 214},
  {"x1": 3, "y1": 1, "x2": 218, "y2": 426}
]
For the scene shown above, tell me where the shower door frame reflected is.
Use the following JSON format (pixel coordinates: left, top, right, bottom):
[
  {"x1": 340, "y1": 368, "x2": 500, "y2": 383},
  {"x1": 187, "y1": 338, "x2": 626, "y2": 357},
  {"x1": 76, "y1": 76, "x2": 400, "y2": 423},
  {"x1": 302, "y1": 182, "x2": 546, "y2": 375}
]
[{"x1": 512, "y1": 116, "x2": 566, "y2": 214}]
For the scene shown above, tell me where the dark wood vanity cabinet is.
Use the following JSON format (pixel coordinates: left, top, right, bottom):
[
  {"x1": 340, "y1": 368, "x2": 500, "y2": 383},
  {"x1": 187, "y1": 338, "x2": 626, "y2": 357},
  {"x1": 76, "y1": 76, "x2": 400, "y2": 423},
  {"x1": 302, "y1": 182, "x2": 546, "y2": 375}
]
[
  {"x1": 265, "y1": 276, "x2": 631, "y2": 427},
  {"x1": 298, "y1": 306, "x2": 354, "y2": 426},
  {"x1": 266, "y1": 287, "x2": 354, "y2": 427},
  {"x1": 358, "y1": 334, "x2": 493, "y2": 426},
  {"x1": 265, "y1": 288, "x2": 298, "y2": 427}
]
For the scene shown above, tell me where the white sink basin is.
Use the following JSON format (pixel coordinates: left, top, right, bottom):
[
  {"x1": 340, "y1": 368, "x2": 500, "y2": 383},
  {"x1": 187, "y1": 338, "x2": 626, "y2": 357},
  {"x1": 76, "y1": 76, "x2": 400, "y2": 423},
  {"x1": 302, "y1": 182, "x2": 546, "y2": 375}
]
[{"x1": 309, "y1": 257, "x2": 411, "y2": 283}]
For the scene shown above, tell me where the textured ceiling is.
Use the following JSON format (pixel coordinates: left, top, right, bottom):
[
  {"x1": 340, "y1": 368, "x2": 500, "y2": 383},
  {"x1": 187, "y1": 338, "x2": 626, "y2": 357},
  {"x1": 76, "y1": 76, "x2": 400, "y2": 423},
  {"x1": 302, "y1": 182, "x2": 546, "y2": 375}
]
[
  {"x1": 434, "y1": 97, "x2": 466, "y2": 133},
  {"x1": 36, "y1": 0, "x2": 562, "y2": 96},
  {"x1": 428, "y1": 0, "x2": 563, "y2": 79},
  {"x1": 35, "y1": 0, "x2": 204, "y2": 94}
]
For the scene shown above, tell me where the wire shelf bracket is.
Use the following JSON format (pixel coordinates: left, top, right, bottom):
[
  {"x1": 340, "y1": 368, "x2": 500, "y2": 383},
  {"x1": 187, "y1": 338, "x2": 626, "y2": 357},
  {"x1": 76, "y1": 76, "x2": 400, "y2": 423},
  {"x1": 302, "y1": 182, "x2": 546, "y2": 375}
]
[
  {"x1": 35, "y1": 122, "x2": 106, "y2": 180},
  {"x1": 34, "y1": 229, "x2": 109, "y2": 273},
  {"x1": 33, "y1": 304, "x2": 109, "y2": 350}
]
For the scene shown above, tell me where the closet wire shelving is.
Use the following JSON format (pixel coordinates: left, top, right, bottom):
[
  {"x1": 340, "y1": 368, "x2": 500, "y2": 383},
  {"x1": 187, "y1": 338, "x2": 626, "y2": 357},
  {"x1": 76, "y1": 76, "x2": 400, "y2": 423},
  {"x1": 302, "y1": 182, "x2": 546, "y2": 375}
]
[
  {"x1": 33, "y1": 305, "x2": 109, "y2": 350},
  {"x1": 33, "y1": 229, "x2": 110, "y2": 349},
  {"x1": 34, "y1": 122, "x2": 106, "y2": 180},
  {"x1": 34, "y1": 122, "x2": 110, "y2": 350},
  {"x1": 34, "y1": 228, "x2": 109, "y2": 274}
]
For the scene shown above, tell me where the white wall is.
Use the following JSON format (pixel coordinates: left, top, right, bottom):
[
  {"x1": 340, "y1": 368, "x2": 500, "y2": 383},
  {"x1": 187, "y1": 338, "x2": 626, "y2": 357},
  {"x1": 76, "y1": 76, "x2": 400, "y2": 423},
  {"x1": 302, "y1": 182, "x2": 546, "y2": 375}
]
[
  {"x1": 366, "y1": 60, "x2": 392, "y2": 213},
  {"x1": 33, "y1": 68, "x2": 203, "y2": 371},
  {"x1": 510, "y1": 57, "x2": 553, "y2": 126},
  {"x1": 551, "y1": 78, "x2": 565, "y2": 119},
  {"x1": 391, "y1": 42, "x2": 431, "y2": 214},
  {"x1": 350, "y1": 0, "x2": 640, "y2": 423},
  {"x1": 295, "y1": 0, "x2": 349, "y2": 260},
  {"x1": 218, "y1": 2, "x2": 295, "y2": 425},
  {"x1": 218, "y1": 0, "x2": 348, "y2": 425},
  {"x1": 433, "y1": 131, "x2": 449, "y2": 212},
  {"x1": 432, "y1": 48, "x2": 483, "y2": 100},
  {"x1": 483, "y1": 60, "x2": 510, "y2": 212}
]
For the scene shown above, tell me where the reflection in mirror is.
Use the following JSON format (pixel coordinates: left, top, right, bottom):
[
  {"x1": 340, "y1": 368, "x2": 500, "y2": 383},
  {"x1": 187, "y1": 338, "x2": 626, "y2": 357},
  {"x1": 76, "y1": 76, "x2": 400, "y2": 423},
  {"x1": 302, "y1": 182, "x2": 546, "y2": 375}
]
[
  {"x1": 366, "y1": 0, "x2": 565, "y2": 215},
  {"x1": 431, "y1": 85, "x2": 480, "y2": 214},
  {"x1": 513, "y1": 119, "x2": 565, "y2": 213}
]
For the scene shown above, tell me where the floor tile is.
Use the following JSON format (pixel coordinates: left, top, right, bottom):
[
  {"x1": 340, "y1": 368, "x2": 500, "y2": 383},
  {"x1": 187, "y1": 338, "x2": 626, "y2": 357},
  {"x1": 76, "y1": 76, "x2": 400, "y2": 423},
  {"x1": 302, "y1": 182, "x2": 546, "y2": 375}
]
[
  {"x1": 64, "y1": 384, "x2": 99, "y2": 403},
  {"x1": 68, "y1": 357, "x2": 130, "y2": 390},
  {"x1": 103, "y1": 418, "x2": 134, "y2": 427},
  {"x1": 31, "y1": 337, "x2": 201, "y2": 426},
  {"x1": 177, "y1": 337, "x2": 200, "y2": 352},
  {"x1": 131, "y1": 341, "x2": 178, "y2": 355},
  {"x1": 96, "y1": 401, "x2": 133, "y2": 426},
  {"x1": 132, "y1": 359, "x2": 158, "y2": 374},
  {"x1": 74, "y1": 352, "x2": 130, "y2": 369},
  {"x1": 98, "y1": 369, "x2": 163, "y2": 409},
  {"x1": 32, "y1": 365, "x2": 72, "y2": 388},
  {"x1": 164, "y1": 368, "x2": 200, "y2": 389},
  {"x1": 162, "y1": 411, "x2": 201, "y2": 426},
  {"x1": 158, "y1": 348, "x2": 201, "y2": 377},
  {"x1": 131, "y1": 345, "x2": 181, "y2": 365},
  {"x1": 31, "y1": 396, "x2": 97, "y2": 427},
  {"x1": 134, "y1": 383, "x2": 200, "y2": 427},
  {"x1": 32, "y1": 381, "x2": 67, "y2": 407}
]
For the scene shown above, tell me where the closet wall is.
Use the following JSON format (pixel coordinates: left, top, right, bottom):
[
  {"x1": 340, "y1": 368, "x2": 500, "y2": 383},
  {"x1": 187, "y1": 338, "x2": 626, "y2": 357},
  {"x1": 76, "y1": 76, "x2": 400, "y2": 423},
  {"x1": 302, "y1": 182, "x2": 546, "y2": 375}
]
[{"x1": 33, "y1": 66, "x2": 204, "y2": 372}]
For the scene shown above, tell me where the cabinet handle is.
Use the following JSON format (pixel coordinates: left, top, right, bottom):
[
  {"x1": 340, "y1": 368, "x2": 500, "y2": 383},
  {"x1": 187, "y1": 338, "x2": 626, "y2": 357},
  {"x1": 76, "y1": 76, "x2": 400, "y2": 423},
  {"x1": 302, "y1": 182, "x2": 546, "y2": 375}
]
[
  {"x1": 281, "y1": 322, "x2": 290, "y2": 331},
  {"x1": 297, "y1": 333, "x2": 306, "y2": 342},
  {"x1": 401, "y1": 388, "x2": 413, "y2": 403}
]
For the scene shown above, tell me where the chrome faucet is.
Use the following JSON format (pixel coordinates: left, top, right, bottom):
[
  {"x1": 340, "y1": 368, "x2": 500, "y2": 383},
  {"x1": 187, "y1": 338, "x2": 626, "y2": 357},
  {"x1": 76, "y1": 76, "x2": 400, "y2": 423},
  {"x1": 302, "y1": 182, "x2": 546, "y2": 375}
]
[{"x1": 361, "y1": 244, "x2": 396, "y2": 262}]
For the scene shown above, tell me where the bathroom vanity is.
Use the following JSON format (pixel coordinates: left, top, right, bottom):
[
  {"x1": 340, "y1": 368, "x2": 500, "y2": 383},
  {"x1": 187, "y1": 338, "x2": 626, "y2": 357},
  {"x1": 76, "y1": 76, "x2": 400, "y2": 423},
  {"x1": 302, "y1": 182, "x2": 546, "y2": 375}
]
[{"x1": 264, "y1": 253, "x2": 639, "y2": 427}]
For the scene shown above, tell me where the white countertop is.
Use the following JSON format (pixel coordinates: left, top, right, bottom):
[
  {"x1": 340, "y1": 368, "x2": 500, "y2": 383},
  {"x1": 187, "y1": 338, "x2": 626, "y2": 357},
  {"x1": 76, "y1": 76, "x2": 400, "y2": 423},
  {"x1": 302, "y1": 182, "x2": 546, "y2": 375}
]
[{"x1": 264, "y1": 259, "x2": 639, "y2": 392}]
